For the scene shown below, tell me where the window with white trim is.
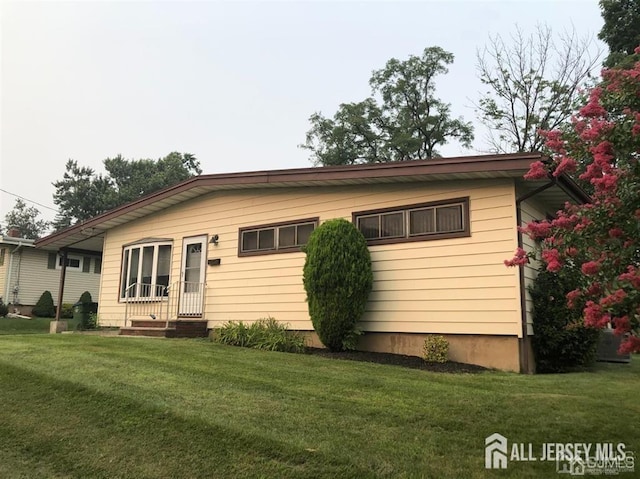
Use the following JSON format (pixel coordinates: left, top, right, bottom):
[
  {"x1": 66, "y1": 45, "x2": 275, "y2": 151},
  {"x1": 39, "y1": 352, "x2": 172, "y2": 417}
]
[
  {"x1": 120, "y1": 242, "x2": 172, "y2": 300},
  {"x1": 354, "y1": 198, "x2": 469, "y2": 244},
  {"x1": 239, "y1": 218, "x2": 318, "y2": 256}
]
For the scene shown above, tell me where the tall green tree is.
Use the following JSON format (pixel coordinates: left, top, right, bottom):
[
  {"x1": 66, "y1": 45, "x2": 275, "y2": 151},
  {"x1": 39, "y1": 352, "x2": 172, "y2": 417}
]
[
  {"x1": 599, "y1": 0, "x2": 640, "y2": 67},
  {"x1": 301, "y1": 47, "x2": 474, "y2": 165},
  {"x1": 475, "y1": 24, "x2": 600, "y2": 153},
  {"x1": 52, "y1": 152, "x2": 201, "y2": 230},
  {"x1": 3, "y1": 199, "x2": 50, "y2": 240}
]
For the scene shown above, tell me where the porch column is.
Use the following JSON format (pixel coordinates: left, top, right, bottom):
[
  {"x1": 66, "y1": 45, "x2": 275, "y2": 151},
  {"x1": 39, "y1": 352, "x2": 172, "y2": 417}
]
[{"x1": 51, "y1": 249, "x2": 68, "y2": 333}]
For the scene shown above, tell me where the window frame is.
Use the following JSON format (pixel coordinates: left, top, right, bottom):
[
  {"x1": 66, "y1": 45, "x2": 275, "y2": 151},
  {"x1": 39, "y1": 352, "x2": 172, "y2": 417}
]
[
  {"x1": 56, "y1": 254, "x2": 83, "y2": 272},
  {"x1": 119, "y1": 241, "x2": 173, "y2": 302},
  {"x1": 238, "y1": 217, "x2": 319, "y2": 257},
  {"x1": 352, "y1": 197, "x2": 470, "y2": 246}
]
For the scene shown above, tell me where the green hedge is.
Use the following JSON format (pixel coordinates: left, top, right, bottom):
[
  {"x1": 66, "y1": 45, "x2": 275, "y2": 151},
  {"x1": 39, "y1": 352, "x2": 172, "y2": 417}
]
[{"x1": 302, "y1": 218, "x2": 372, "y2": 351}]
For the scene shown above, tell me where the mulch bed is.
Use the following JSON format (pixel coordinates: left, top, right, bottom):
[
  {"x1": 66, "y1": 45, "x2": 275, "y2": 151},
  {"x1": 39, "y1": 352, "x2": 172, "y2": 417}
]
[{"x1": 304, "y1": 348, "x2": 487, "y2": 373}]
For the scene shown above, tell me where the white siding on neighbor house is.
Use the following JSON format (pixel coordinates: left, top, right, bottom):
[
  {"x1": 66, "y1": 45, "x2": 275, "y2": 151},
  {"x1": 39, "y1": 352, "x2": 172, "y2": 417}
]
[
  {"x1": 1, "y1": 247, "x2": 100, "y2": 307},
  {"x1": 99, "y1": 179, "x2": 524, "y2": 337},
  {"x1": 518, "y1": 196, "x2": 551, "y2": 336}
]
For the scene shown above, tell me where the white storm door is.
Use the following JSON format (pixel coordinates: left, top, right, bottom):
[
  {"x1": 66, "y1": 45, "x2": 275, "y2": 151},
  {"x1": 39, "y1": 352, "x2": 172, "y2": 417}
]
[{"x1": 179, "y1": 235, "x2": 207, "y2": 316}]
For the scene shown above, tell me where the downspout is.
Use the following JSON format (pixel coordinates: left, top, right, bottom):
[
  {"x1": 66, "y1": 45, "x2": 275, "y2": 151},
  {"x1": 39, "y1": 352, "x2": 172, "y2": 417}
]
[
  {"x1": 54, "y1": 249, "x2": 68, "y2": 322},
  {"x1": 515, "y1": 180, "x2": 556, "y2": 374},
  {"x1": 4, "y1": 243, "x2": 24, "y2": 306}
]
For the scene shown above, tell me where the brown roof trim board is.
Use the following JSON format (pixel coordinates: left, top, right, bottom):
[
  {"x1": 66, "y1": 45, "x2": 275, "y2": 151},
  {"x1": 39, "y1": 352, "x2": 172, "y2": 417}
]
[{"x1": 35, "y1": 152, "x2": 586, "y2": 250}]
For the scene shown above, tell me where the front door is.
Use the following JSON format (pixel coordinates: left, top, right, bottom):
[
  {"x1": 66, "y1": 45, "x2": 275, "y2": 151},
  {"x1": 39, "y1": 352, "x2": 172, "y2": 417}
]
[{"x1": 179, "y1": 235, "x2": 207, "y2": 316}]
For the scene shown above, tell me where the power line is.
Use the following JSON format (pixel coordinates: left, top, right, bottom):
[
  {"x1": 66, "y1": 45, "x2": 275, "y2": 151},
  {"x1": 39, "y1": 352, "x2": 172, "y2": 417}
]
[{"x1": 0, "y1": 188, "x2": 59, "y2": 213}]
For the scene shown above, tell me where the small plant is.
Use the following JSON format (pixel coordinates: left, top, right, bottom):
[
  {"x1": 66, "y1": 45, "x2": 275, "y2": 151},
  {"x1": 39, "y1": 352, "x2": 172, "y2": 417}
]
[
  {"x1": 341, "y1": 328, "x2": 363, "y2": 351},
  {"x1": 59, "y1": 303, "x2": 74, "y2": 319},
  {"x1": 32, "y1": 291, "x2": 56, "y2": 318},
  {"x1": 423, "y1": 335, "x2": 449, "y2": 363},
  {"x1": 78, "y1": 312, "x2": 99, "y2": 331},
  {"x1": 212, "y1": 317, "x2": 305, "y2": 353},
  {"x1": 0, "y1": 298, "x2": 8, "y2": 317}
]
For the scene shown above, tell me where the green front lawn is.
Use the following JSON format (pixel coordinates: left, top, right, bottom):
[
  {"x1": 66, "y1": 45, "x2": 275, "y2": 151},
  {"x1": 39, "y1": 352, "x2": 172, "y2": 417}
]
[
  {"x1": 0, "y1": 317, "x2": 81, "y2": 334},
  {"x1": 0, "y1": 335, "x2": 637, "y2": 478}
]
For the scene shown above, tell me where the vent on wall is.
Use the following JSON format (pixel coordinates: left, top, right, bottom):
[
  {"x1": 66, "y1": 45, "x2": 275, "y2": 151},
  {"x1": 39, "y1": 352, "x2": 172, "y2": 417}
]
[{"x1": 596, "y1": 329, "x2": 631, "y2": 363}]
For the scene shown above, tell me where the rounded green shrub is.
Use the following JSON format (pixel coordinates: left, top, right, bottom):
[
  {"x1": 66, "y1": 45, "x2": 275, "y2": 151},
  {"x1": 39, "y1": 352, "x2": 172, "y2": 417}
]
[
  {"x1": 0, "y1": 298, "x2": 9, "y2": 317},
  {"x1": 32, "y1": 291, "x2": 56, "y2": 318},
  {"x1": 302, "y1": 218, "x2": 373, "y2": 351},
  {"x1": 423, "y1": 335, "x2": 449, "y2": 363},
  {"x1": 79, "y1": 291, "x2": 93, "y2": 304},
  {"x1": 530, "y1": 268, "x2": 600, "y2": 373}
]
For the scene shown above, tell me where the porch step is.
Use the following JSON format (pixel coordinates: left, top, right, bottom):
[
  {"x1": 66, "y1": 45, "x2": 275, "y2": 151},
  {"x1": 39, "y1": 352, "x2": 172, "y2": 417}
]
[
  {"x1": 129, "y1": 320, "x2": 176, "y2": 329},
  {"x1": 119, "y1": 319, "x2": 209, "y2": 339},
  {"x1": 119, "y1": 327, "x2": 172, "y2": 337}
]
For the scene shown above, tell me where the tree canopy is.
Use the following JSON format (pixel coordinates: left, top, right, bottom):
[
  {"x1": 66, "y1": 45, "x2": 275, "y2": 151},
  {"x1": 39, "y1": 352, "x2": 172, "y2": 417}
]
[
  {"x1": 506, "y1": 48, "x2": 640, "y2": 354},
  {"x1": 52, "y1": 152, "x2": 201, "y2": 230},
  {"x1": 301, "y1": 47, "x2": 474, "y2": 165},
  {"x1": 3, "y1": 199, "x2": 50, "y2": 240},
  {"x1": 475, "y1": 24, "x2": 600, "y2": 153},
  {"x1": 599, "y1": 0, "x2": 640, "y2": 67}
]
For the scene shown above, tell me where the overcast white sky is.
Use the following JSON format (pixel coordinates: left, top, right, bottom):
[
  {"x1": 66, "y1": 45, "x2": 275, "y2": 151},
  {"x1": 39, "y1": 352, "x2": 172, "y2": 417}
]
[{"x1": 0, "y1": 0, "x2": 605, "y2": 227}]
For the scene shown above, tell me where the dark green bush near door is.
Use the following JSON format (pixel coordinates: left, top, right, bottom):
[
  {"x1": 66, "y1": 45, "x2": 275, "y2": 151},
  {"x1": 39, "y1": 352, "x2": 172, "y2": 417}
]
[
  {"x1": 530, "y1": 268, "x2": 600, "y2": 373},
  {"x1": 302, "y1": 218, "x2": 373, "y2": 351},
  {"x1": 32, "y1": 291, "x2": 56, "y2": 318}
]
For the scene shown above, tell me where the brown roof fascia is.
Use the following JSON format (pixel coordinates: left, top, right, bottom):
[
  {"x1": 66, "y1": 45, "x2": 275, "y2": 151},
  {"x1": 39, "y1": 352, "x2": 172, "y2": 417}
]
[{"x1": 35, "y1": 152, "x2": 543, "y2": 248}]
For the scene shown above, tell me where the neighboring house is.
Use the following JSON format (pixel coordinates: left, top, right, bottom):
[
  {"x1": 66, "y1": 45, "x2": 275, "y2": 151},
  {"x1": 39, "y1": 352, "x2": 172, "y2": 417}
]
[
  {"x1": 0, "y1": 230, "x2": 101, "y2": 315},
  {"x1": 34, "y1": 153, "x2": 588, "y2": 372}
]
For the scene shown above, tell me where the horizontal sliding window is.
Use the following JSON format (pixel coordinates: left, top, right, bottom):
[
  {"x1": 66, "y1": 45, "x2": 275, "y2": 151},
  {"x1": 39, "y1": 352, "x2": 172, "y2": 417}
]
[
  {"x1": 354, "y1": 198, "x2": 469, "y2": 245},
  {"x1": 120, "y1": 242, "x2": 172, "y2": 300},
  {"x1": 239, "y1": 218, "x2": 318, "y2": 256}
]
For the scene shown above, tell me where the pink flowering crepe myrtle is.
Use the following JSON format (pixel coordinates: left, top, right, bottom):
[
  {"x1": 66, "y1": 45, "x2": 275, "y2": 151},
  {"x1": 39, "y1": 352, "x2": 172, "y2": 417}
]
[{"x1": 506, "y1": 47, "x2": 640, "y2": 354}]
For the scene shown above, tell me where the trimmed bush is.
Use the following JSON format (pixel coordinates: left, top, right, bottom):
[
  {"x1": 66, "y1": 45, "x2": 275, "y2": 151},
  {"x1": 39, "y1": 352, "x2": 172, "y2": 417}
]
[
  {"x1": 59, "y1": 303, "x2": 74, "y2": 319},
  {"x1": 530, "y1": 268, "x2": 600, "y2": 373},
  {"x1": 79, "y1": 312, "x2": 98, "y2": 330},
  {"x1": 302, "y1": 218, "x2": 373, "y2": 351},
  {"x1": 0, "y1": 298, "x2": 8, "y2": 317},
  {"x1": 212, "y1": 318, "x2": 306, "y2": 353},
  {"x1": 32, "y1": 291, "x2": 55, "y2": 318},
  {"x1": 423, "y1": 335, "x2": 449, "y2": 363},
  {"x1": 79, "y1": 291, "x2": 93, "y2": 304}
]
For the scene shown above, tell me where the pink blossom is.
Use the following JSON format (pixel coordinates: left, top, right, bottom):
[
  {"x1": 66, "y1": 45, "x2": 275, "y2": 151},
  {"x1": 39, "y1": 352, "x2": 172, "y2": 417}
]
[
  {"x1": 612, "y1": 316, "x2": 631, "y2": 336},
  {"x1": 583, "y1": 301, "x2": 611, "y2": 328},
  {"x1": 566, "y1": 289, "x2": 582, "y2": 309},
  {"x1": 524, "y1": 161, "x2": 548, "y2": 180},
  {"x1": 581, "y1": 261, "x2": 601, "y2": 276},
  {"x1": 600, "y1": 289, "x2": 627, "y2": 308},
  {"x1": 619, "y1": 335, "x2": 640, "y2": 355},
  {"x1": 504, "y1": 247, "x2": 529, "y2": 267},
  {"x1": 552, "y1": 156, "x2": 577, "y2": 177},
  {"x1": 542, "y1": 249, "x2": 562, "y2": 272},
  {"x1": 608, "y1": 228, "x2": 623, "y2": 238}
]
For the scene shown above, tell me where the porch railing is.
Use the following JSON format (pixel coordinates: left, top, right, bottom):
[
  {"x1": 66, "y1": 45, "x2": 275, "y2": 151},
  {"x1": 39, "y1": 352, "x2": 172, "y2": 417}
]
[{"x1": 123, "y1": 281, "x2": 206, "y2": 328}]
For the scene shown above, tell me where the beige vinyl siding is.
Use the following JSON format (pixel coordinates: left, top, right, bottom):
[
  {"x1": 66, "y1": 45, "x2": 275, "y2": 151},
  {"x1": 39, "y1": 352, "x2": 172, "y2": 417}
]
[
  {"x1": 518, "y1": 196, "x2": 549, "y2": 335},
  {"x1": 99, "y1": 179, "x2": 522, "y2": 335},
  {"x1": 1, "y1": 248, "x2": 100, "y2": 306},
  {"x1": 0, "y1": 248, "x2": 7, "y2": 302}
]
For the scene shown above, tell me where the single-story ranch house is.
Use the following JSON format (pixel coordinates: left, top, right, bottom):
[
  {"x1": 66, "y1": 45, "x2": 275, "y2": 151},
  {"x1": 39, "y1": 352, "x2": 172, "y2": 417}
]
[
  {"x1": 35, "y1": 153, "x2": 589, "y2": 372},
  {"x1": 1, "y1": 230, "x2": 101, "y2": 315}
]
